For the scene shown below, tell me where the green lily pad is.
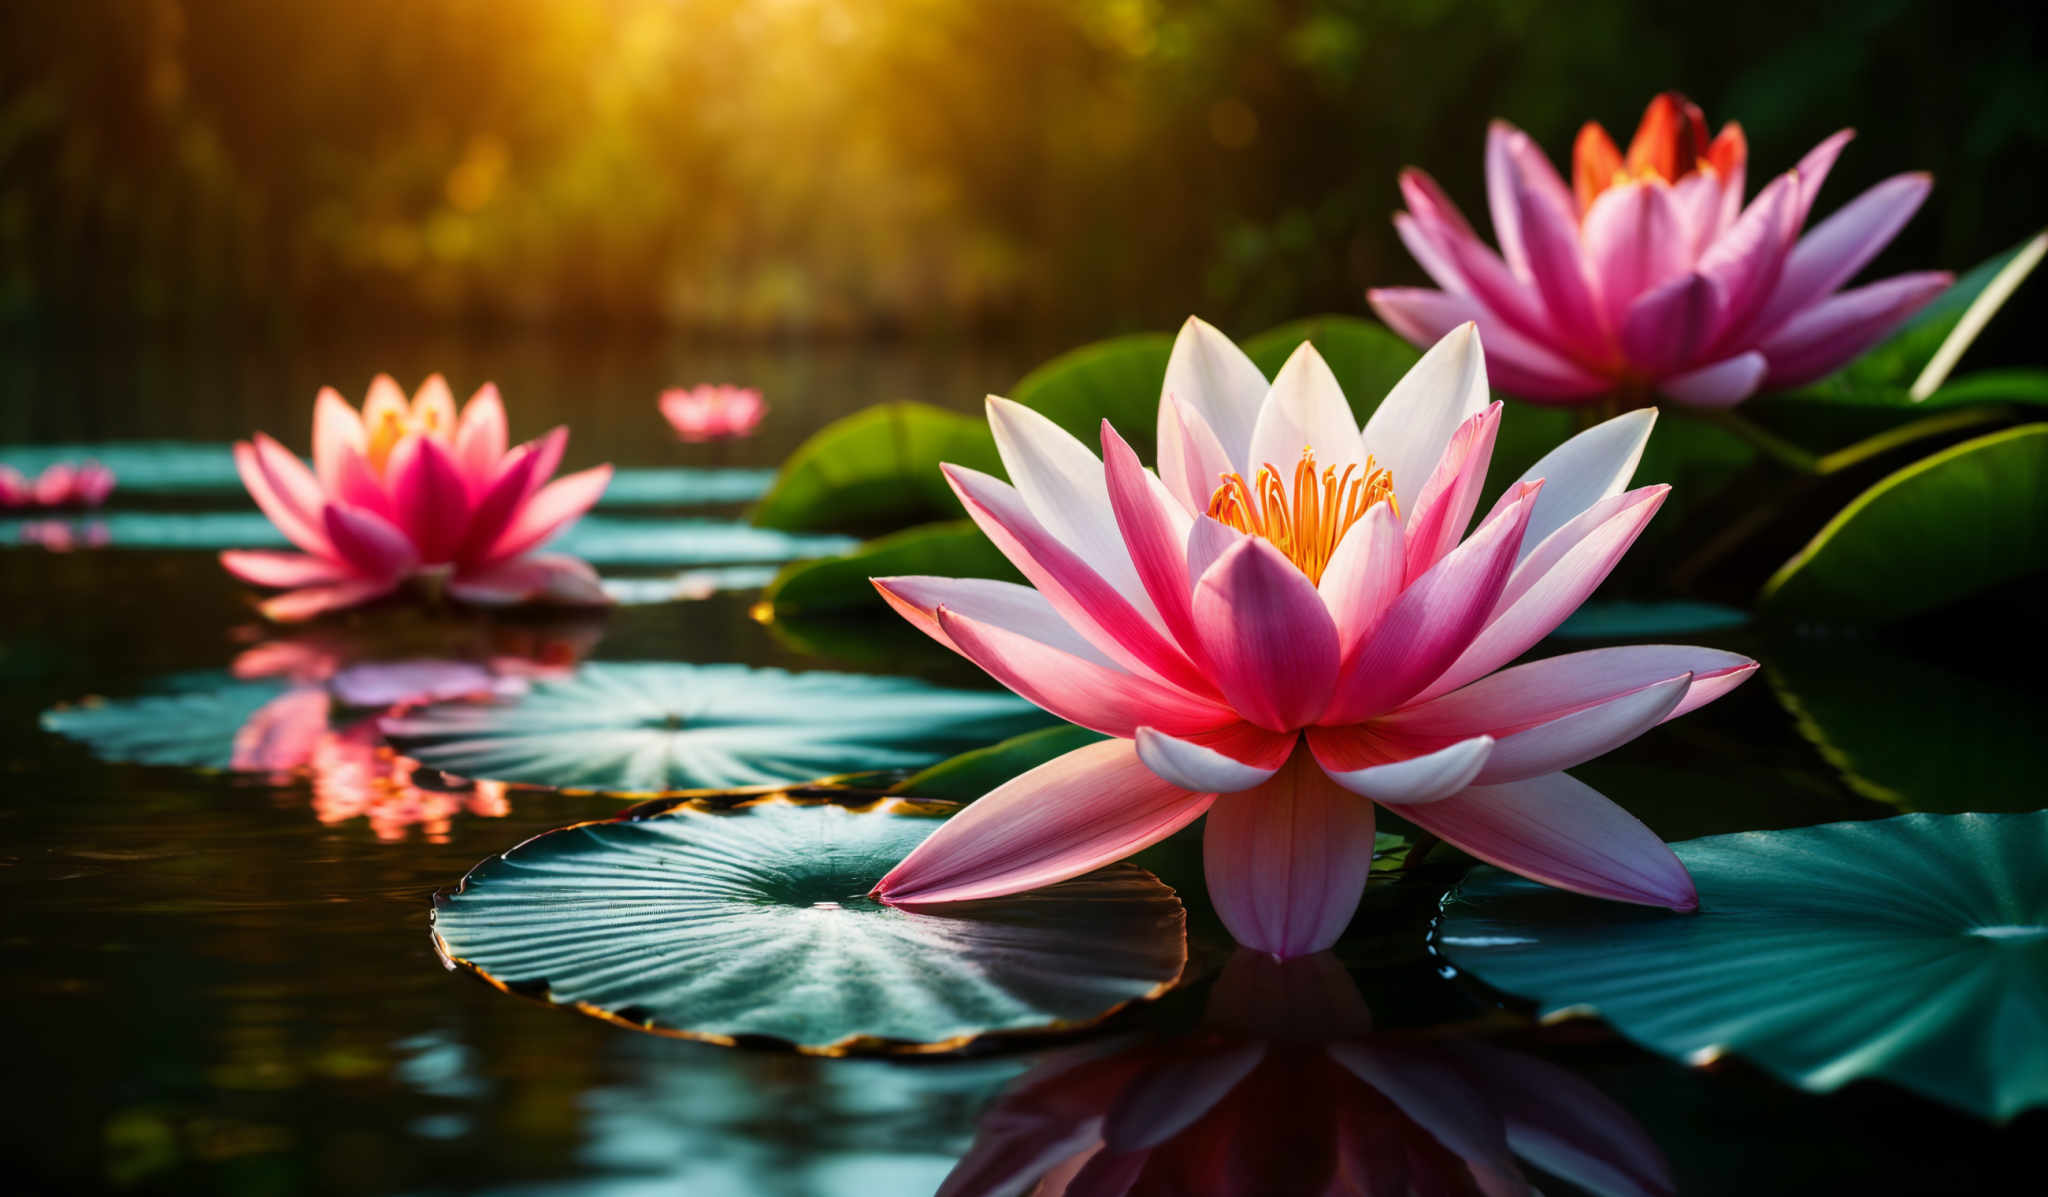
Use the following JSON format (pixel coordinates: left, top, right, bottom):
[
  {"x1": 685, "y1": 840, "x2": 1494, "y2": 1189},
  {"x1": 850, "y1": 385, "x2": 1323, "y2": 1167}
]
[
  {"x1": 1841, "y1": 229, "x2": 2045, "y2": 394},
  {"x1": 750, "y1": 403, "x2": 1002, "y2": 536},
  {"x1": 893, "y1": 724, "x2": 1108, "y2": 803},
  {"x1": 1240, "y1": 315, "x2": 1422, "y2": 419},
  {"x1": 40, "y1": 672, "x2": 305, "y2": 770},
  {"x1": 1437, "y1": 812, "x2": 2048, "y2": 1121},
  {"x1": 1766, "y1": 641, "x2": 2047, "y2": 814},
  {"x1": 382, "y1": 661, "x2": 1054, "y2": 795},
  {"x1": 1760, "y1": 423, "x2": 2048, "y2": 624},
  {"x1": 1006, "y1": 333, "x2": 1172, "y2": 461},
  {"x1": 429, "y1": 792, "x2": 1188, "y2": 1053},
  {"x1": 761, "y1": 520, "x2": 1020, "y2": 619}
]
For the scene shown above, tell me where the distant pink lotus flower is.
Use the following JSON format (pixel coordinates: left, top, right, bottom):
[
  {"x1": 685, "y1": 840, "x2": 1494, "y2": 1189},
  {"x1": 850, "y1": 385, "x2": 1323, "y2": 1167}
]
[
  {"x1": 941, "y1": 950, "x2": 1674, "y2": 1196},
  {"x1": 222, "y1": 375, "x2": 612, "y2": 621},
  {"x1": 872, "y1": 319, "x2": 1755, "y2": 959},
  {"x1": 1370, "y1": 92, "x2": 1952, "y2": 408},
  {"x1": 0, "y1": 460, "x2": 115, "y2": 509},
  {"x1": 660, "y1": 384, "x2": 765, "y2": 442}
]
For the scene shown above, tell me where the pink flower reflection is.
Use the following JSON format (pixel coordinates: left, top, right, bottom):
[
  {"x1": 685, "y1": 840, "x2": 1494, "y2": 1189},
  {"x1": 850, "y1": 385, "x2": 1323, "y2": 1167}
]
[
  {"x1": 659, "y1": 384, "x2": 766, "y2": 442},
  {"x1": 1, "y1": 460, "x2": 116, "y2": 509}
]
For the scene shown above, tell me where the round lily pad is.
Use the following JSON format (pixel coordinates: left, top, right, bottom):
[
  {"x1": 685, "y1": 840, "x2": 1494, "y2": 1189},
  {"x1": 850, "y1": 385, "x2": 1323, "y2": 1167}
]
[
  {"x1": 381, "y1": 661, "x2": 1052, "y2": 795},
  {"x1": 1436, "y1": 812, "x2": 2048, "y2": 1121},
  {"x1": 430, "y1": 793, "x2": 1188, "y2": 1053},
  {"x1": 41, "y1": 672, "x2": 309, "y2": 770}
]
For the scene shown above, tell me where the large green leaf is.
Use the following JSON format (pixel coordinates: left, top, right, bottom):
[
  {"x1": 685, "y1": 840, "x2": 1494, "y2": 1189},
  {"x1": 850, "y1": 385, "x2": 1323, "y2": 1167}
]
[
  {"x1": 1437, "y1": 812, "x2": 2048, "y2": 1121},
  {"x1": 749, "y1": 403, "x2": 1001, "y2": 535},
  {"x1": 383, "y1": 661, "x2": 1053, "y2": 795},
  {"x1": 1766, "y1": 641, "x2": 2047, "y2": 814},
  {"x1": 761, "y1": 520, "x2": 1019, "y2": 619},
  {"x1": 430, "y1": 792, "x2": 1188, "y2": 1052},
  {"x1": 1006, "y1": 333, "x2": 1173, "y2": 461},
  {"x1": 894, "y1": 724, "x2": 1106, "y2": 803},
  {"x1": 1240, "y1": 315, "x2": 1422, "y2": 421},
  {"x1": 1840, "y1": 229, "x2": 2046, "y2": 393},
  {"x1": 1759, "y1": 423, "x2": 2048, "y2": 623}
]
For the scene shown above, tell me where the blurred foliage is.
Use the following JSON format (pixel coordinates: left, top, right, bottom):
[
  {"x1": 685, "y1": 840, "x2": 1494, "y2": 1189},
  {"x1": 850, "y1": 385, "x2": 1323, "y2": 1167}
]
[{"x1": 2, "y1": 0, "x2": 2043, "y2": 335}]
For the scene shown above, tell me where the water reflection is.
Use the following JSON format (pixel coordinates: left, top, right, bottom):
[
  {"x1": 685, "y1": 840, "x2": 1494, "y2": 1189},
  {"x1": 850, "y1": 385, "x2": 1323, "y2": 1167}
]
[{"x1": 942, "y1": 951, "x2": 1672, "y2": 1197}]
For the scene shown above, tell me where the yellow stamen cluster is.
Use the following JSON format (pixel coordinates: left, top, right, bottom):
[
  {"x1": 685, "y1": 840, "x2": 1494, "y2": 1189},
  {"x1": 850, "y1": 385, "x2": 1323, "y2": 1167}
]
[
  {"x1": 1207, "y1": 448, "x2": 1396, "y2": 584},
  {"x1": 362, "y1": 384, "x2": 457, "y2": 474}
]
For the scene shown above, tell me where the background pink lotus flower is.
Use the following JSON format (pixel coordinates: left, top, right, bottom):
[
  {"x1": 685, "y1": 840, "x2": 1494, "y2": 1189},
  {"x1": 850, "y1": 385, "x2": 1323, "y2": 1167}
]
[
  {"x1": 221, "y1": 374, "x2": 613, "y2": 621},
  {"x1": 1370, "y1": 92, "x2": 1953, "y2": 409},
  {"x1": 940, "y1": 950, "x2": 1674, "y2": 1197},
  {"x1": 659, "y1": 383, "x2": 765, "y2": 442},
  {"x1": 1, "y1": 460, "x2": 115, "y2": 508},
  {"x1": 871, "y1": 319, "x2": 1755, "y2": 959}
]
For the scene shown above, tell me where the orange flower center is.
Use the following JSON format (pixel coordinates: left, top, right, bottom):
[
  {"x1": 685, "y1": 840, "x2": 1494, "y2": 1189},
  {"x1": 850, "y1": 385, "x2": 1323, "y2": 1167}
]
[
  {"x1": 1207, "y1": 448, "x2": 1396, "y2": 585},
  {"x1": 363, "y1": 394, "x2": 455, "y2": 474}
]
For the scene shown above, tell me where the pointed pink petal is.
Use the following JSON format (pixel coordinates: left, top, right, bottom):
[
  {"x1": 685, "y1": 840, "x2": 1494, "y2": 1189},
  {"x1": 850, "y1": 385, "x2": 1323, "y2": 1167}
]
[
  {"x1": 1402, "y1": 402, "x2": 1501, "y2": 582},
  {"x1": 1659, "y1": 351, "x2": 1768, "y2": 409},
  {"x1": 873, "y1": 738, "x2": 1214, "y2": 904},
  {"x1": 1324, "y1": 482, "x2": 1538, "y2": 723},
  {"x1": 332, "y1": 443, "x2": 393, "y2": 517},
  {"x1": 1515, "y1": 178, "x2": 1611, "y2": 363},
  {"x1": 1203, "y1": 752, "x2": 1376, "y2": 958},
  {"x1": 1755, "y1": 172, "x2": 1933, "y2": 334},
  {"x1": 449, "y1": 554, "x2": 609, "y2": 607},
  {"x1": 988, "y1": 397, "x2": 1154, "y2": 611},
  {"x1": 486, "y1": 464, "x2": 612, "y2": 563},
  {"x1": 453, "y1": 443, "x2": 542, "y2": 565},
  {"x1": 945, "y1": 464, "x2": 1214, "y2": 697},
  {"x1": 219, "y1": 550, "x2": 356, "y2": 589},
  {"x1": 1103, "y1": 422, "x2": 1203, "y2": 659},
  {"x1": 312, "y1": 387, "x2": 366, "y2": 493},
  {"x1": 1102, "y1": 1043, "x2": 1268, "y2": 1153},
  {"x1": 1698, "y1": 172, "x2": 1800, "y2": 348},
  {"x1": 1787, "y1": 129, "x2": 1856, "y2": 229},
  {"x1": 321, "y1": 504, "x2": 417, "y2": 580},
  {"x1": 1619, "y1": 272, "x2": 1722, "y2": 376},
  {"x1": 873, "y1": 575, "x2": 1111, "y2": 665},
  {"x1": 1398, "y1": 169, "x2": 1560, "y2": 341},
  {"x1": 1367, "y1": 290, "x2": 1611, "y2": 401},
  {"x1": 454, "y1": 383, "x2": 509, "y2": 482},
  {"x1": 1412, "y1": 486, "x2": 1669, "y2": 704},
  {"x1": 1468, "y1": 672, "x2": 1690, "y2": 784},
  {"x1": 1247, "y1": 343, "x2": 1366, "y2": 478},
  {"x1": 1759, "y1": 272, "x2": 1953, "y2": 387},
  {"x1": 1400, "y1": 771, "x2": 1696, "y2": 909},
  {"x1": 1307, "y1": 726, "x2": 1495, "y2": 805},
  {"x1": 1669, "y1": 170, "x2": 1726, "y2": 260},
  {"x1": 1157, "y1": 391, "x2": 1238, "y2": 515},
  {"x1": 1487, "y1": 121, "x2": 1575, "y2": 282},
  {"x1": 1183, "y1": 514, "x2": 1243, "y2": 586},
  {"x1": 1161, "y1": 316, "x2": 1268, "y2": 474},
  {"x1": 1392, "y1": 645, "x2": 1757, "y2": 739},
  {"x1": 1583, "y1": 181, "x2": 1688, "y2": 333},
  {"x1": 1192, "y1": 537, "x2": 1341, "y2": 732},
  {"x1": 237, "y1": 437, "x2": 332, "y2": 556},
  {"x1": 521, "y1": 426, "x2": 569, "y2": 495},
  {"x1": 1506, "y1": 409, "x2": 1656, "y2": 565},
  {"x1": 1318, "y1": 500, "x2": 1403, "y2": 661},
  {"x1": 936, "y1": 606, "x2": 1237, "y2": 738},
  {"x1": 1134, "y1": 724, "x2": 1295, "y2": 793},
  {"x1": 257, "y1": 579, "x2": 401, "y2": 623},
  {"x1": 231, "y1": 688, "x2": 331, "y2": 770},
  {"x1": 1361, "y1": 322, "x2": 1491, "y2": 513},
  {"x1": 387, "y1": 434, "x2": 472, "y2": 564},
  {"x1": 1325, "y1": 1043, "x2": 1518, "y2": 1179}
]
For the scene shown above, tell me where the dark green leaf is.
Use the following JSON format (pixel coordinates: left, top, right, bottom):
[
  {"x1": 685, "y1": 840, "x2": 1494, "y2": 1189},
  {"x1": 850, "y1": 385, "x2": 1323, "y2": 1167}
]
[
  {"x1": 894, "y1": 724, "x2": 1107, "y2": 803},
  {"x1": 430, "y1": 793, "x2": 1188, "y2": 1052},
  {"x1": 749, "y1": 403, "x2": 1002, "y2": 535},
  {"x1": 1760, "y1": 423, "x2": 2048, "y2": 624},
  {"x1": 1838, "y1": 229, "x2": 2045, "y2": 391},
  {"x1": 1438, "y1": 812, "x2": 2048, "y2": 1121},
  {"x1": 1006, "y1": 333, "x2": 1173, "y2": 462},
  {"x1": 761, "y1": 519, "x2": 1019, "y2": 619}
]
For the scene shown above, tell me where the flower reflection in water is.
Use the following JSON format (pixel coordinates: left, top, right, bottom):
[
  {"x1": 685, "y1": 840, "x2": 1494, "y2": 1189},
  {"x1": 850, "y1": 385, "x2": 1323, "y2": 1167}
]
[
  {"x1": 309, "y1": 721, "x2": 509, "y2": 843},
  {"x1": 942, "y1": 950, "x2": 1671, "y2": 1197}
]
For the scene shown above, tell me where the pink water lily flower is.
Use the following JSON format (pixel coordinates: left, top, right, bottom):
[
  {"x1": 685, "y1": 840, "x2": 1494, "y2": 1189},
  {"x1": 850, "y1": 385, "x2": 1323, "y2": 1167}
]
[
  {"x1": 0, "y1": 460, "x2": 115, "y2": 509},
  {"x1": 222, "y1": 375, "x2": 612, "y2": 621},
  {"x1": 872, "y1": 319, "x2": 1756, "y2": 959},
  {"x1": 660, "y1": 383, "x2": 766, "y2": 442},
  {"x1": 1369, "y1": 92, "x2": 1953, "y2": 408}
]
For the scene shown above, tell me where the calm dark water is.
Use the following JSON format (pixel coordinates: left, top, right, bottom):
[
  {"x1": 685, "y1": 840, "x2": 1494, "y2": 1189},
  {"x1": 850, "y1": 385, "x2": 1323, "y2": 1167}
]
[{"x1": 1, "y1": 334, "x2": 2038, "y2": 1194}]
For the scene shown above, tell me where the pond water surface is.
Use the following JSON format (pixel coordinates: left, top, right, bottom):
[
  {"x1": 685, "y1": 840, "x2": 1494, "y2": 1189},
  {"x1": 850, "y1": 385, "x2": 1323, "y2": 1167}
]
[{"x1": 2, "y1": 332, "x2": 2039, "y2": 1194}]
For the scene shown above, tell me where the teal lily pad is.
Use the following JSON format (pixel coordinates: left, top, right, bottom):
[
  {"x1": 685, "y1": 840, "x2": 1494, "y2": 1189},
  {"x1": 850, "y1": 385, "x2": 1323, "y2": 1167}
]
[
  {"x1": 40, "y1": 671, "x2": 305, "y2": 770},
  {"x1": 1436, "y1": 812, "x2": 2048, "y2": 1121},
  {"x1": 430, "y1": 792, "x2": 1188, "y2": 1052},
  {"x1": 1760, "y1": 423, "x2": 2048, "y2": 624},
  {"x1": 382, "y1": 662, "x2": 1054, "y2": 795}
]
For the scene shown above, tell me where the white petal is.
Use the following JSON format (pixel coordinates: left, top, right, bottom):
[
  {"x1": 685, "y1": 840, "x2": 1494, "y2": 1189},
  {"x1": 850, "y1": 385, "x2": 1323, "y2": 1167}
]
[
  {"x1": 1318, "y1": 736, "x2": 1494, "y2": 805},
  {"x1": 1134, "y1": 727, "x2": 1287, "y2": 793},
  {"x1": 1161, "y1": 316, "x2": 1269, "y2": 471},
  {"x1": 1361, "y1": 322, "x2": 1490, "y2": 513},
  {"x1": 1508, "y1": 407, "x2": 1656, "y2": 564},
  {"x1": 1247, "y1": 342, "x2": 1367, "y2": 480},
  {"x1": 986, "y1": 396, "x2": 1154, "y2": 611}
]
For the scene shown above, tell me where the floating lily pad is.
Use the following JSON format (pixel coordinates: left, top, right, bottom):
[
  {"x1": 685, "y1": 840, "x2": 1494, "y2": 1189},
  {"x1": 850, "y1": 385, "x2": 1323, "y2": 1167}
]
[
  {"x1": 1760, "y1": 423, "x2": 2048, "y2": 624},
  {"x1": 430, "y1": 793, "x2": 1188, "y2": 1052},
  {"x1": 382, "y1": 662, "x2": 1054, "y2": 795},
  {"x1": 1437, "y1": 812, "x2": 2048, "y2": 1121},
  {"x1": 893, "y1": 724, "x2": 1108, "y2": 803},
  {"x1": 41, "y1": 672, "x2": 307, "y2": 770},
  {"x1": 750, "y1": 403, "x2": 1002, "y2": 535},
  {"x1": 762, "y1": 520, "x2": 1020, "y2": 619}
]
